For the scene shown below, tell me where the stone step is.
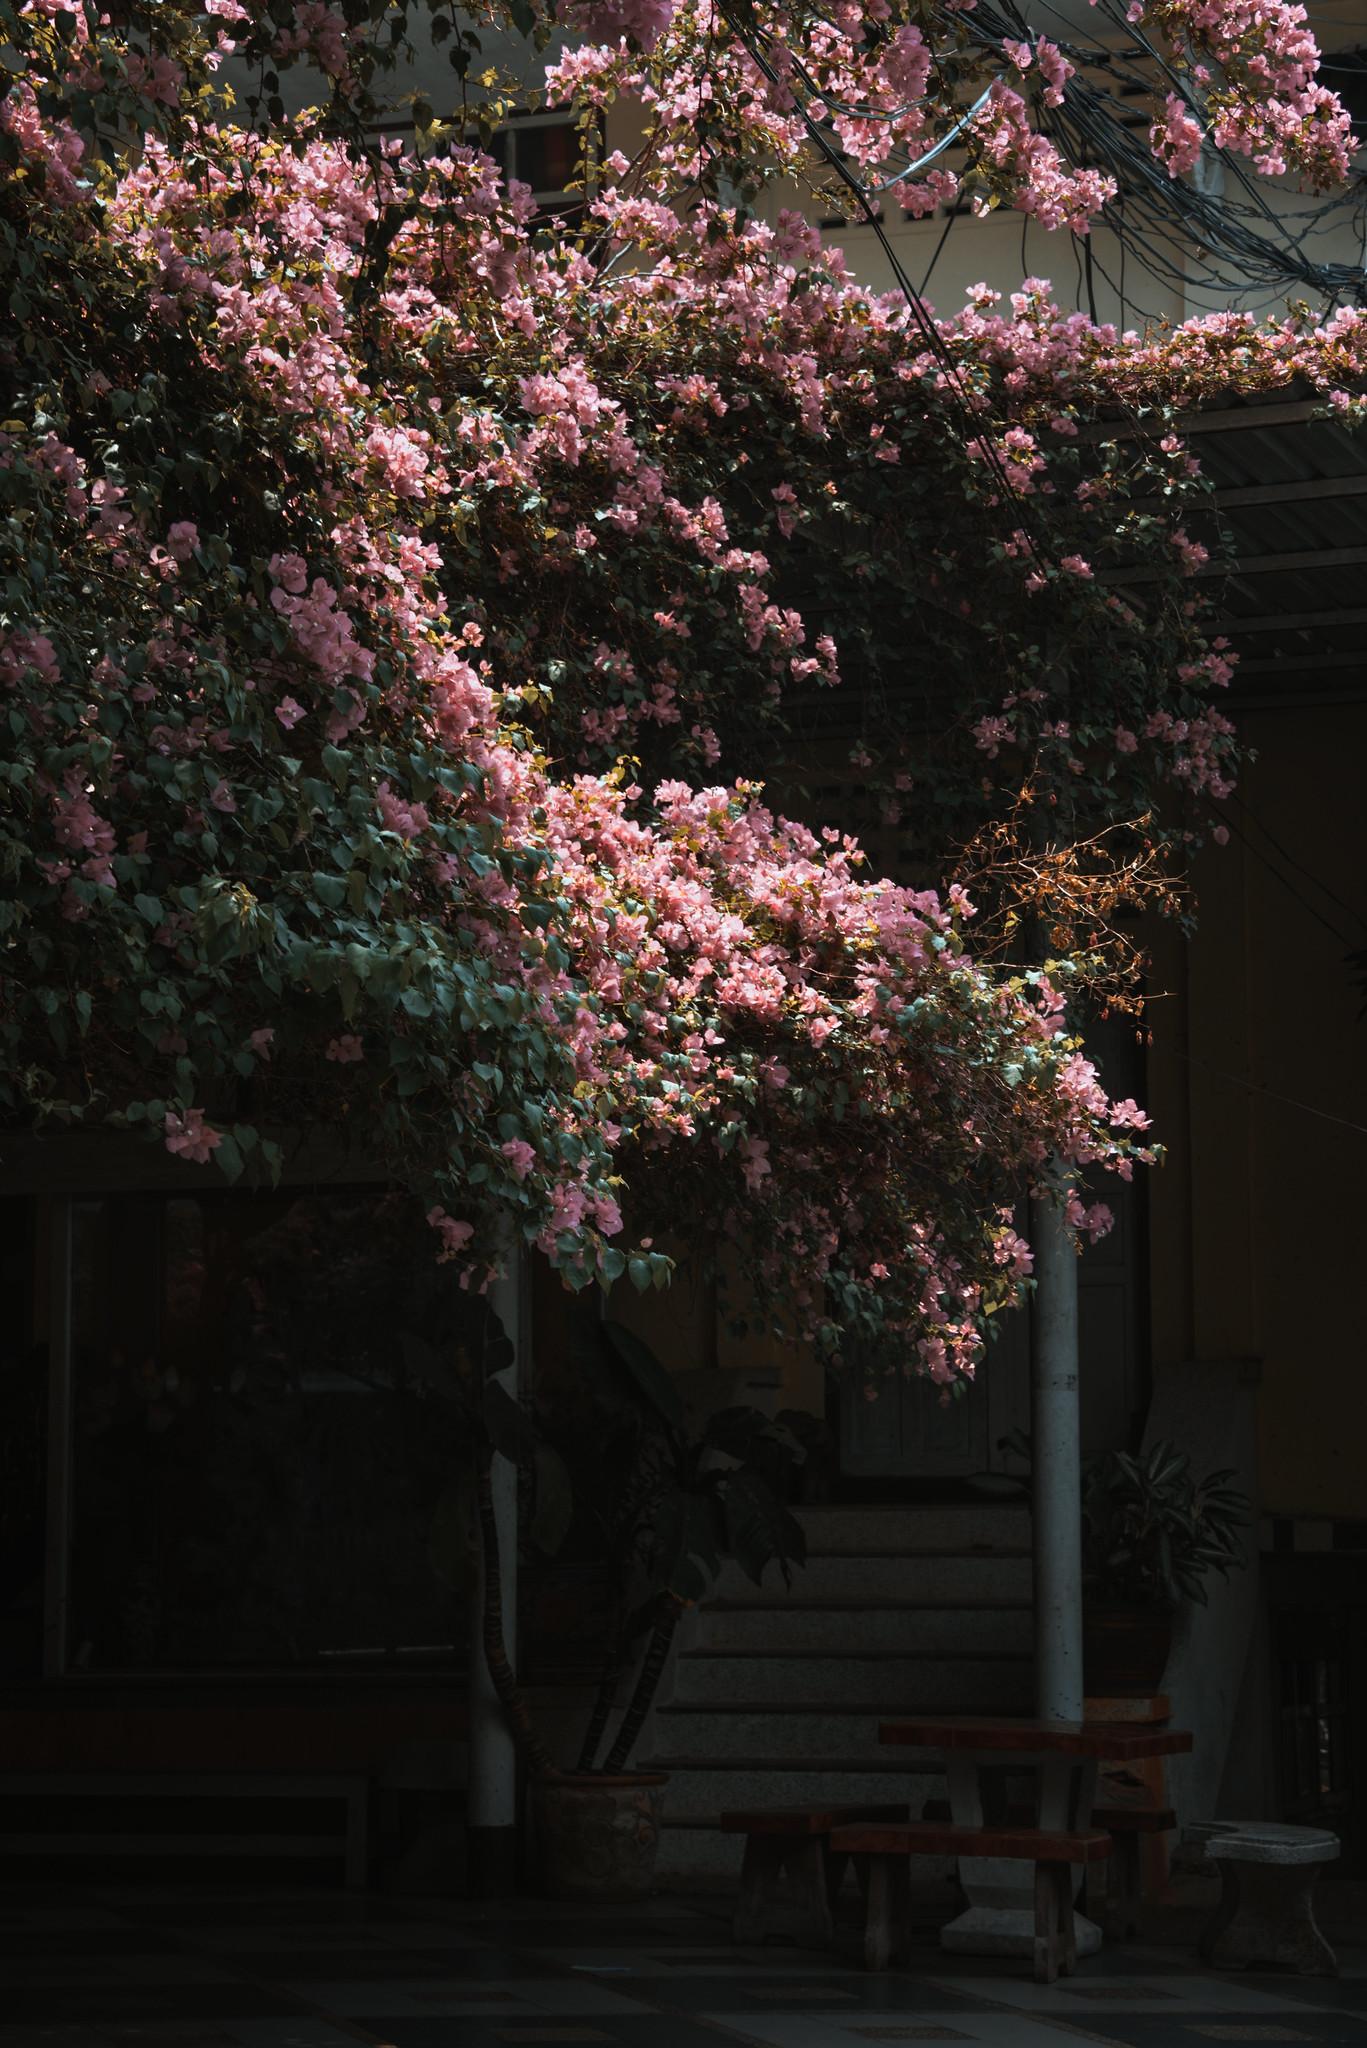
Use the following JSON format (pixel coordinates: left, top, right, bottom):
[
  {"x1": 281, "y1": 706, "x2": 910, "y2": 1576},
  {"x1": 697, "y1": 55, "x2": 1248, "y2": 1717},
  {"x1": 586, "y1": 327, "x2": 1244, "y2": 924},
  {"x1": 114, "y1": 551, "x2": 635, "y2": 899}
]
[
  {"x1": 650, "y1": 1697, "x2": 1026, "y2": 1760},
  {"x1": 711, "y1": 1551, "x2": 1032, "y2": 1605},
  {"x1": 670, "y1": 1650, "x2": 1033, "y2": 1710},
  {"x1": 693, "y1": 1601, "x2": 1032, "y2": 1656},
  {"x1": 795, "y1": 1502, "x2": 1031, "y2": 1557},
  {"x1": 649, "y1": 1502, "x2": 1039, "y2": 1894},
  {"x1": 640, "y1": 1760, "x2": 943, "y2": 1822}
]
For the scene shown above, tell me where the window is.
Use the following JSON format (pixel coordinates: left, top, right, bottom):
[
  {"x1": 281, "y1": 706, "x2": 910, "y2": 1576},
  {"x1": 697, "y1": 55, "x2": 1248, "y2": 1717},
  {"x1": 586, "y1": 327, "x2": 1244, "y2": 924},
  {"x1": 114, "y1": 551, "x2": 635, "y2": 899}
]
[
  {"x1": 62, "y1": 1189, "x2": 470, "y2": 1672},
  {"x1": 1320, "y1": 50, "x2": 1367, "y2": 151},
  {"x1": 1276, "y1": 1607, "x2": 1353, "y2": 1838},
  {"x1": 485, "y1": 109, "x2": 586, "y2": 222}
]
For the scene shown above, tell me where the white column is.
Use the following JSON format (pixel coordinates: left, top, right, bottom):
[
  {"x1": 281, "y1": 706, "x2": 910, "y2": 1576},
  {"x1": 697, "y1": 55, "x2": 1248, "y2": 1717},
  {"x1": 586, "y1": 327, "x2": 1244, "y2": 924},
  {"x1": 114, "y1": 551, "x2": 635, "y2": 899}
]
[
  {"x1": 466, "y1": 1248, "x2": 524, "y2": 1895},
  {"x1": 1031, "y1": 1193, "x2": 1084, "y2": 1723}
]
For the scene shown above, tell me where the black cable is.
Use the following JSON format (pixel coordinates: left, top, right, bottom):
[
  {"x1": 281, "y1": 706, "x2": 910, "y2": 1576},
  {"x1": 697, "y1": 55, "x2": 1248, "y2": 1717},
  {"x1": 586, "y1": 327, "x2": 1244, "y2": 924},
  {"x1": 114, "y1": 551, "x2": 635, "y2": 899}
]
[
  {"x1": 1208, "y1": 802, "x2": 1363, "y2": 952},
  {"x1": 1156, "y1": 1046, "x2": 1367, "y2": 1139},
  {"x1": 920, "y1": 200, "x2": 960, "y2": 297},
  {"x1": 776, "y1": 0, "x2": 1366, "y2": 309},
  {"x1": 950, "y1": 0, "x2": 1367, "y2": 307},
  {"x1": 1218, "y1": 793, "x2": 1367, "y2": 934},
  {"x1": 715, "y1": 0, "x2": 1052, "y2": 558}
]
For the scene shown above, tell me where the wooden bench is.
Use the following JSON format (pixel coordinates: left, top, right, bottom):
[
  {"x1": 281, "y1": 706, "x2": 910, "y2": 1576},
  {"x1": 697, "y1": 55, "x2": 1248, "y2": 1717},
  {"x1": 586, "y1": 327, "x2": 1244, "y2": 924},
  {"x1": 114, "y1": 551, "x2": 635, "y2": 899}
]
[
  {"x1": 922, "y1": 1795, "x2": 1176, "y2": 1940},
  {"x1": 719, "y1": 1804, "x2": 907, "y2": 1946},
  {"x1": 829, "y1": 1818, "x2": 1111, "y2": 1980}
]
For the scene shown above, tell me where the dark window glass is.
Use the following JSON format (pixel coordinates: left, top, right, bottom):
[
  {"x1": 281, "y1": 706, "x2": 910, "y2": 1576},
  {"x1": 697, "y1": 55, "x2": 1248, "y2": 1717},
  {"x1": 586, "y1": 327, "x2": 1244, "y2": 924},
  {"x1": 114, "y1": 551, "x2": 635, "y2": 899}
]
[
  {"x1": 516, "y1": 119, "x2": 578, "y2": 196},
  {"x1": 67, "y1": 1189, "x2": 470, "y2": 1671}
]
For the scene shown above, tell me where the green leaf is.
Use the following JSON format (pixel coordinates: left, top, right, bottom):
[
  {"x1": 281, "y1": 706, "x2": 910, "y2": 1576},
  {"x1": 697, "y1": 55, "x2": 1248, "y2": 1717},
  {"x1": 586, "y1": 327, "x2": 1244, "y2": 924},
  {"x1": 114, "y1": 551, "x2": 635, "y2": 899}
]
[
  {"x1": 601, "y1": 1320, "x2": 683, "y2": 1430},
  {"x1": 312, "y1": 870, "x2": 346, "y2": 909},
  {"x1": 482, "y1": 1376, "x2": 533, "y2": 1461},
  {"x1": 480, "y1": 1304, "x2": 515, "y2": 1379},
  {"x1": 215, "y1": 1131, "x2": 244, "y2": 1183},
  {"x1": 721, "y1": 1465, "x2": 805, "y2": 1586}
]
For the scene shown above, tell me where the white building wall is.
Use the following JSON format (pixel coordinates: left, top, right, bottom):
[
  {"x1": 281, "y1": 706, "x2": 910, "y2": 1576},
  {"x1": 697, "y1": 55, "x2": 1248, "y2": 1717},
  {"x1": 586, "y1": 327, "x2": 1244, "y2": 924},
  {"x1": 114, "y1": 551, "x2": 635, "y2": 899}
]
[{"x1": 224, "y1": 4, "x2": 1364, "y2": 327}]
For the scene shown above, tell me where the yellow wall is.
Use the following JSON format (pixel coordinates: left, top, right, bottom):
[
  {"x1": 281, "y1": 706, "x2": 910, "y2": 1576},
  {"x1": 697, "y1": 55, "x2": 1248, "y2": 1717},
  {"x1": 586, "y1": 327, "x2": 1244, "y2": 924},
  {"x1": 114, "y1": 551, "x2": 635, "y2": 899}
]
[
  {"x1": 1149, "y1": 700, "x2": 1367, "y2": 1518},
  {"x1": 606, "y1": 1240, "x2": 825, "y2": 1418}
]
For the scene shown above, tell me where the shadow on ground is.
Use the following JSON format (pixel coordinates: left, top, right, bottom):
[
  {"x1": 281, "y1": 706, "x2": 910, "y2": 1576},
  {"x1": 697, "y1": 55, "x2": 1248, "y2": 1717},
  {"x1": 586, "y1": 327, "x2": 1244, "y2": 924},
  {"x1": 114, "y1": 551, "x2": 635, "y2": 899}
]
[{"x1": 1, "y1": 1875, "x2": 1363, "y2": 2047}]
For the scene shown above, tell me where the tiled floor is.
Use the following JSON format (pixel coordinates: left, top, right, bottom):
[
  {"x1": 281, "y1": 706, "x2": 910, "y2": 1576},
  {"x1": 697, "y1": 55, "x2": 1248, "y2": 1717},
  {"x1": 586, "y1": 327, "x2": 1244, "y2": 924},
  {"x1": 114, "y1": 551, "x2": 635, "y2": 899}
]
[{"x1": 2, "y1": 1884, "x2": 1364, "y2": 2048}]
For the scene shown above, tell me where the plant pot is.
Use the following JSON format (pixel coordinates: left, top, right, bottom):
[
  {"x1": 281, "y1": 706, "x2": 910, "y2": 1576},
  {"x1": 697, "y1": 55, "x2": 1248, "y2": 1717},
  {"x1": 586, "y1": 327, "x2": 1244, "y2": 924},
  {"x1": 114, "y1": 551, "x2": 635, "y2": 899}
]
[
  {"x1": 530, "y1": 1772, "x2": 668, "y2": 1901},
  {"x1": 1083, "y1": 1606, "x2": 1174, "y2": 1696}
]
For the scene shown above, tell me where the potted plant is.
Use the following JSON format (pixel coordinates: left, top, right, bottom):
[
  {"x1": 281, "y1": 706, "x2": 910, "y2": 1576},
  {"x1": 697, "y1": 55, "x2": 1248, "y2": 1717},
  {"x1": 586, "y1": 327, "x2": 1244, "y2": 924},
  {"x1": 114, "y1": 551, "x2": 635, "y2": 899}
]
[
  {"x1": 1080, "y1": 1440, "x2": 1249, "y2": 1695},
  {"x1": 476, "y1": 1314, "x2": 815, "y2": 1900}
]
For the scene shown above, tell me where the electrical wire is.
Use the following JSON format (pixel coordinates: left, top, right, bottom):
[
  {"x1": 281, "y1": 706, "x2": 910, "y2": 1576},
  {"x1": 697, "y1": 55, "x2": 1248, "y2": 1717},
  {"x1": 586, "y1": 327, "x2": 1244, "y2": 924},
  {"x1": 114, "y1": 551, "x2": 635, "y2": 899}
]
[
  {"x1": 715, "y1": 0, "x2": 1054, "y2": 560},
  {"x1": 1206, "y1": 799, "x2": 1363, "y2": 952},
  {"x1": 747, "y1": 0, "x2": 1367, "y2": 315},
  {"x1": 1217, "y1": 792, "x2": 1367, "y2": 934},
  {"x1": 1157, "y1": 1046, "x2": 1367, "y2": 1139},
  {"x1": 919, "y1": 198, "x2": 961, "y2": 295}
]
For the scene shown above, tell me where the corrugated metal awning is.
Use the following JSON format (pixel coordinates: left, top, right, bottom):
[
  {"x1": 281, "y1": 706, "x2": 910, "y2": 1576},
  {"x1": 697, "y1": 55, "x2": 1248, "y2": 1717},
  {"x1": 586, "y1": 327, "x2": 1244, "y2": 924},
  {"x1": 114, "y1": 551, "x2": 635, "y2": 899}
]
[{"x1": 1119, "y1": 387, "x2": 1367, "y2": 707}]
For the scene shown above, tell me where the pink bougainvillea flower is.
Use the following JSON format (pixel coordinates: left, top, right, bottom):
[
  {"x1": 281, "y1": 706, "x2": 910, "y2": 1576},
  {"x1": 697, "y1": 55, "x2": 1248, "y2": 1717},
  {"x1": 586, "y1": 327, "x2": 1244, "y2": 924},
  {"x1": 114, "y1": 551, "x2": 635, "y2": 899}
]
[
  {"x1": 164, "y1": 1109, "x2": 222, "y2": 1164},
  {"x1": 427, "y1": 1207, "x2": 476, "y2": 1260},
  {"x1": 501, "y1": 1138, "x2": 537, "y2": 1180}
]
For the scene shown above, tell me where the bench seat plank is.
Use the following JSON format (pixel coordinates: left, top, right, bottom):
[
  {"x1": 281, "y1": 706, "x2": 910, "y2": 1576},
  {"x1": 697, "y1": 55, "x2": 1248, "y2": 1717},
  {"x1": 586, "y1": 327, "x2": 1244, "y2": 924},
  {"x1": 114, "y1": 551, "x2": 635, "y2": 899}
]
[
  {"x1": 920, "y1": 1796, "x2": 1172, "y2": 1939},
  {"x1": 721, "y1": 1804, "x2": 905, "y2": 1837},
  {"x1": 830, "y1": 1821, "x2": 1111, "y2": 1864},
  {"x1": 923, "y1": 1796, "x2": 1175, "y2": 1833}
]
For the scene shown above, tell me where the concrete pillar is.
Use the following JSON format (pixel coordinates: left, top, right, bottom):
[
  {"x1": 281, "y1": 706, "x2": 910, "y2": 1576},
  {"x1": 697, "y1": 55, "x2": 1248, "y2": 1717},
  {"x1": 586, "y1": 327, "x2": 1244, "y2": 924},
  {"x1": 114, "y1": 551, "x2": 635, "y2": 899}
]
[
  {"x1": 1031, "y1": 1193, "x2": 1084, "y2": 1723},
  {"x1": 466, "y1": 1250, "x2": 524, "y2": 1896}
]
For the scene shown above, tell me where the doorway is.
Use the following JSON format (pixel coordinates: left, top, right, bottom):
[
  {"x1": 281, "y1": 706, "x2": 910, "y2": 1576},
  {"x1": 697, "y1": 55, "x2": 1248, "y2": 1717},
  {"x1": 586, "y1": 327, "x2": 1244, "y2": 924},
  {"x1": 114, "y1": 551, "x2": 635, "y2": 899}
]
[{"x1": 836, "y1": 1019, "x2": 1149, "y2": 1491}]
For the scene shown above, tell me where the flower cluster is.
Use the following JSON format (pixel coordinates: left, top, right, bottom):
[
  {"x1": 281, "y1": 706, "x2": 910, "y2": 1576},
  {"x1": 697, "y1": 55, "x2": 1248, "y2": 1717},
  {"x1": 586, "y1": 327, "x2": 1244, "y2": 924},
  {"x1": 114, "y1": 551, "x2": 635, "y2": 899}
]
[{"x1": 0, "y1": 0, "x2": 1357, "y2": 1376}]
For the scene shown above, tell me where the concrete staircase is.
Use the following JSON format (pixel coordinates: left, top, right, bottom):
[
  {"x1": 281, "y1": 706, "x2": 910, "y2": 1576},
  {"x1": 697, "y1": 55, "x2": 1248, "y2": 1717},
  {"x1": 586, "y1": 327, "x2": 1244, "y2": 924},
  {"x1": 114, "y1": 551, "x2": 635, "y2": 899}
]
[{"x1": 643, "y1": 1502, "x2": 1034, "y2": 1882}]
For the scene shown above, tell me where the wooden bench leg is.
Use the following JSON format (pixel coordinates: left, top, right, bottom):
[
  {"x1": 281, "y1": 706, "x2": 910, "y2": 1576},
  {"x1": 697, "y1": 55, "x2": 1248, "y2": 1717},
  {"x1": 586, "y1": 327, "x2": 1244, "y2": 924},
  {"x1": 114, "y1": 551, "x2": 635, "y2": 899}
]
[
  {"x1": 735, "y1": 1835, "x2": 784, "y2": 1945},
  {"x1": 1034, "y1": 1860, "x2": 1077, "y2": 1984},
  {"x1": 1109, "y1": 1833, "x2": 1141, "y2": 1941},
  {"x1": 1034, "y1": 1860, "x2": 1059, "y2": 1984},
  {"x1": 1084, "y1": 1856, "x2": 1108, "y2": 1932},
  {"x1": 825, "y1": 1846, "x2": 851, "y2": 1921},
  {"x1": 735, "y1": 1837, "x2": 836, "y2": 1948},
  {"x1": 863, "y1": 1852, "x2": 910, "y2": 1971},
  {"x1": 791, "y1": 1838, "x2": 836, "y2": 1948},
  {"x1": 1056, "y1": 1862, "x2": 1079, "y2": 1976}
]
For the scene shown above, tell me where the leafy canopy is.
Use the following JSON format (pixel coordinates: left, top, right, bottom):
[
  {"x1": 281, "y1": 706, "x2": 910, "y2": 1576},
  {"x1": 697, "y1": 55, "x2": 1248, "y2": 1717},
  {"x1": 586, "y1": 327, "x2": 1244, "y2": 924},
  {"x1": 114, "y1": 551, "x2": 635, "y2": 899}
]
[{"x1": 1, "y1": 0, "x2": 1361, "y2": 1373}]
